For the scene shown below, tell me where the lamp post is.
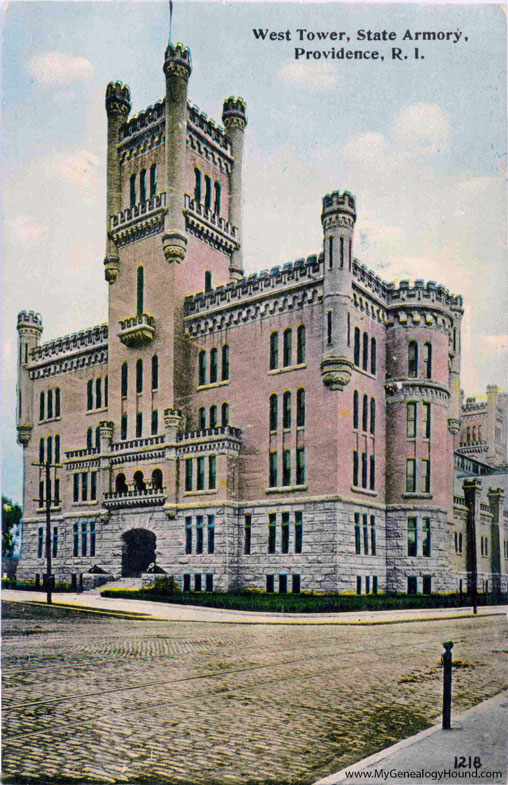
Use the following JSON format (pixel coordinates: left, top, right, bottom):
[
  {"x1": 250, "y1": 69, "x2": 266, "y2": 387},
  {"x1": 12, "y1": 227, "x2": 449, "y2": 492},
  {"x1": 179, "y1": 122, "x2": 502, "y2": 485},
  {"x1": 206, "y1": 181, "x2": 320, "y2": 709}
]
[{"x1": 33, "y1": 459, "x2": 61, "y2": 604}]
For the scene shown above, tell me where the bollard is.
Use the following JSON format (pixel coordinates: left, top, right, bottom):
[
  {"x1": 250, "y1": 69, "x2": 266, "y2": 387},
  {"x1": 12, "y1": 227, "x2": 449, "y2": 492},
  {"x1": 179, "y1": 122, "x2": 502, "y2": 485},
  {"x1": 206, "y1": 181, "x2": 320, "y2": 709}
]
[{"x1": 442, "y1": 641, "x2": 453, "y2": 729}]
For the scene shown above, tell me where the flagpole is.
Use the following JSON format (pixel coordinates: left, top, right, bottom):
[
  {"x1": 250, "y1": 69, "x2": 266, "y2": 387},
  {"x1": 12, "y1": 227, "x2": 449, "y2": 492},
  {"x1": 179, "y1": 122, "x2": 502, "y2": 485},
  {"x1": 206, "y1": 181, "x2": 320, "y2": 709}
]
[{"x1": 169, "y1": 0, "x2": 173, "y2": 46}]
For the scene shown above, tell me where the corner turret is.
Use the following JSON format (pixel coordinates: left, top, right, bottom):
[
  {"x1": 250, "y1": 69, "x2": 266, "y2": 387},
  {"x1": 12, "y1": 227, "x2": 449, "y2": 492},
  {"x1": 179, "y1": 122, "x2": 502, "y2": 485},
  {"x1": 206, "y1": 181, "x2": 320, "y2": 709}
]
[
  {"x1": 222, "y1": 97, "x2": 247, "y2": 281},
  {"x1": 16, "y1": 311, "x2": 43, "y2": 445},
  {"x1": 104, "y1": 81, "x2": 132, "y2": 283}
]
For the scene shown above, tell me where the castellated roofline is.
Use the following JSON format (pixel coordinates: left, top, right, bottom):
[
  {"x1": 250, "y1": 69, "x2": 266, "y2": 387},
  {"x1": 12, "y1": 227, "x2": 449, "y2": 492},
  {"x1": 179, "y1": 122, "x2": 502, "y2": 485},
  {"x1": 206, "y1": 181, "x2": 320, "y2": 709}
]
[
  {"x1": 28, "y1": 323, "x2": 108, "y2": 365},
  {"x1": 17, "y1": 310, "x2": 43, "y2": 332}
]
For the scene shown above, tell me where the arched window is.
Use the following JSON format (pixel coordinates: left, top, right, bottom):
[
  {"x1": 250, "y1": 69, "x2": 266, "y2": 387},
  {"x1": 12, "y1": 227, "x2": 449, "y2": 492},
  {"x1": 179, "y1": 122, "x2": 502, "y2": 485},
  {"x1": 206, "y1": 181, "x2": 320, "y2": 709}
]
[
  {"x1": 199, "y1": 407, "x2": 206, "y2": 430},
  {"x1": 121, "y1": 413, "x2": 128, "y2": 440},
  {"x1": 221, "y1": 402, "x2": 229, "y2": 426},
  {"x1": 283, "y1": 391, "x2": 292, "y2": 429},
  {"x1": 370, "y1": 398, "x2": 376, "y2": 435},
  {"x1": 204, "y1": 175, "x2": 212, "y2": 211},
  {"x1": 47, "y1": 389, "x2": 53, "y2": 419},
  {"x1": 133, "y1": 471, "x2": 145, "y2": 492},
  {"x1": 55, "y1": 387, "x2": 61, "y2": 417},
  {"x1": 39, "y1": 437, "x2": 45, "y2": 464},
  {"x1": 199, "y1": 350, "x2": 206, "y2": 386},
  {"x1": 214, "y1": 181, "x2": 221, "y2": 215},
  {"x1": 353, "y1": 390, "x2": 359, "y2": 429},
  {"x1": 139, "y1": 168, "x2": 146, "y2": 202},
  {"x1": 152, "y1": 468, "x2": 163, "y2": 490},
  {"x1": 96, "y1": 378, "x2": 102, "y2": 409},
  {"x1": 210, "y1": 348, "x2": 218, "y2": 384},
  {"x1": 472, "y1": 426, "x2": 476, "y2": 442},
  {"x1": 478, "y1": 425, "x2": 482, "y2": 442},
  {"x1": 205, "y1": 270, "x2": 212, "y2": 292},
  {"x1": 137, "y1": 266, "x2": 144, "y2": 315},
  {"x1": 87, "y1": 427, "x2": 93, "y2": 451},
  {"x1": 151, "y1": 409, "x2": 158, "y2": 435},
  {"x1": 270, "y1": 332, "x2": 278, "y2": 370},
  {"x1": 354, "y1": 328, "x2": 361, "y2": 366},
  {"x1": 130, "y1": 173, "x2": 137, "y2": 207},
  {"x1": 136, "y1": 359, "x2": 143, "y2": 393},
  {"x1": 87, "y1": 379, "x2": 93, "y2": 411},
  {"x1": 222, "y1": 344, "x2": 229, "y2": 381},
  {"x1": 40, "y1": 391, "x2": 45, "y2": 421},
  {"x1": 370, "y1": 338, "x2": 377, "y2": 375},
  {"x1": 362, "y1": 394, "x2": 368, "y2": 432},
  {"x1": 362, "y1": 332, "x2": 369, "y2": 371},
  {"x1": 136, "y1": 412, "x2": 143, "y2": 438},
  {"x1": 423, "y1": 342, "x2": 432, "y2": 379},
  {"x1": 297, "y1": 325, "x2": 306, "y2": 364},
  {"x1": 269, "y1": 394, "x2": 278, "y2": 431},
  {"x1": 55, "y1": 434, "x2": 60, "y2": 464},
  {"x1": 194, "y1": 168, "x2": 201, "y2": 203},
  {"x1": 283, "y1": 328, "x2": 292, "y2": 367},
  {"x1": 95, "y1": 426, "x2": 101, "y2": 450},
  {"x1": 121, "y1": 362, "x2": 128, "y2": 397},
  {"x1": 115, "y1": 473, "x2": 128, "y2": 493},
  {"x1": 209, "y1": 405, "x2": 218, "y2": 428},
  {"x1": 152, "y1": 355, "x2": 159, "y2": 391},
  {"x1": 297, "y1": 388, "x2": 305, "y2": 427},
  {"x1": 150, "y1": 163, "x2": 157, "y2": 197},
  {"x1": 408, "y1": 341, "x2": 418, "y2": 378}
]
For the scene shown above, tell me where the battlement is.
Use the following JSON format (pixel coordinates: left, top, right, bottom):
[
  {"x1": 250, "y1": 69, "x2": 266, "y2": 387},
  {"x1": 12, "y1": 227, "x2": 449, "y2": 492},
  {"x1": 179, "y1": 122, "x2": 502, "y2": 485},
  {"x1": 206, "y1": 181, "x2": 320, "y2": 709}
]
[
  {"x1": 163, "y1": 41, "x2": 192, "y2": 80},
  {"x1": 463, "y1": 396, "x2": 487, "y2": 413},
  {"x1": 17, "y1": 310, "x2": 43, "y2": 333},
  {"x1": 120, "y1": 101, "x2": 164, "y2": 140},
  {"x1": 321, "y1": 189, "x2": 356, "y2": 225},
  {"x1": 30, "y1": 324, "x2": 108, "y2": 363},
  {"x1": 385, "y1": 279, "x2": 463, "y2": 311},
  {"x1": 188, "y1": 103, "x2": 231, "y2": 152},
  {"x1": 105, "y1": 81, "x2": 131, "y2": 117},
  {"x1": 184, "y1": 254, "x2": 322, "y2": 317},
  {"x1": 222, "y1": 96, "x2": 247, "y2": 128}
]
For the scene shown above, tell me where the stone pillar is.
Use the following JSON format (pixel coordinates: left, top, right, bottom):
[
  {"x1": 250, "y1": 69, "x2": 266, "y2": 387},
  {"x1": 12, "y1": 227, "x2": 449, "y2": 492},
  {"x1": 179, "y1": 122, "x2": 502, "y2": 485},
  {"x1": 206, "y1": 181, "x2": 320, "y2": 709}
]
[
  {"x1": 320, "y1": 190, "x2": 356, "y2": 390},
  {"x1": 98, "y1": 420, "x2": 114, "y2": 497},
  {"x1": 16, "y1": 311, "x2": 43, "y2": 446},
  {"x1": 104, "y1": 82, "x2": 131, "y2": 283},
  {"x1": 163, "y1": 407, "x2": 183, "y2": 518},
  {"x1": 487, "y1": 486, "x2": 505, "y2": 596},
  {"x1": 222, "y1": 97, "x2": 247, "y2": 281},
  {"x1": 162, "y1": 43, "x2": 192, "y2": 265},
  {"x1": 447, "y1": 303, "x2": 463, "y2": 436},
  {"x1": 463, "y1": 477, "x2": 481, "y2": 596}
]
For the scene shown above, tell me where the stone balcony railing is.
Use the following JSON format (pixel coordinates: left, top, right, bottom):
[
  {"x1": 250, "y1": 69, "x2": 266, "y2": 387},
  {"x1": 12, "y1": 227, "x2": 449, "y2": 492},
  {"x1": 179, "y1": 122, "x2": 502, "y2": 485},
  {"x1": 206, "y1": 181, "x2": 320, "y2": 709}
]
[
  {"x1": 453, "y1": 495, "x2": 466, "y2": 507},
  {"x1": 110, "y1": 193, "x2": 167, "y2": 230},
  {"x1": 118, "y1": 313, "x2": 155, "y2": 348},
  {"x1": 184, "y1": 194, "x2": 238, "y2": 240},
  {"x1": 111, "y1": 435, "x2": 165, "y2": 453},
  {"x1": 65, "y1": 447, "x2": 100, "y2": 459},
  {"x1": 176, "y1": 425, "x2": 242, "y2": 442},
  {"x1": 103, "y1": 485, "x2": 166, "y2": 509}
]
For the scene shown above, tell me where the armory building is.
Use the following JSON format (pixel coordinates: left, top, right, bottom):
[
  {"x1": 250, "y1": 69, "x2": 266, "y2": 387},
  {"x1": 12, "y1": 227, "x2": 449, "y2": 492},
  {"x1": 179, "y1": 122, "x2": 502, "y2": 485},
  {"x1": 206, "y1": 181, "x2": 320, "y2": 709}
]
[{"x1": 15, "y1": 41, "x2": 508, "y2": 595}]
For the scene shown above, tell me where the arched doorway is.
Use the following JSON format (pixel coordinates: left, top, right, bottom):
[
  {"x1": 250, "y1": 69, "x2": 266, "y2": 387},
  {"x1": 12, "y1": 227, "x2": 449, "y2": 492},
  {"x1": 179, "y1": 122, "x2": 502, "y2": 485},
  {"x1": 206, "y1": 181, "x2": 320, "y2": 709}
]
[{"x1": 121, "y1": 529, "x2": 156, "y2": 577}]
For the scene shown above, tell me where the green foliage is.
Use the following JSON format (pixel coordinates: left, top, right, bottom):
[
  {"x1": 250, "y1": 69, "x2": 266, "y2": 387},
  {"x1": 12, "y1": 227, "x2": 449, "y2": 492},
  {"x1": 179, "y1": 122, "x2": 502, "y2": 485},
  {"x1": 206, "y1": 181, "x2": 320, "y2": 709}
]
[
  {"x1": 152, "y1": 575, "x2": 181, "y2": 595},
  {"x1": 2, "y1": 579, "x2": 74, "y2": 592},
  {"x1": 2, "y1": 496, "x2": 22, "y2": 558}
]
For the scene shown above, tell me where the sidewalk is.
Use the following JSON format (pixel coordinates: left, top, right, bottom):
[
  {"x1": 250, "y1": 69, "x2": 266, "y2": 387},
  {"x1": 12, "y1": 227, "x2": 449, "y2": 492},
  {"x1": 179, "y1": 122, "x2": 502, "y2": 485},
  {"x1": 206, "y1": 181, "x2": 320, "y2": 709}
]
[
  {"x1": 2, "y1": 589, "x2": 507, "y2": 625},
  {"x1": 314, "y1": 692, "x2": 508, "y2": 785}
]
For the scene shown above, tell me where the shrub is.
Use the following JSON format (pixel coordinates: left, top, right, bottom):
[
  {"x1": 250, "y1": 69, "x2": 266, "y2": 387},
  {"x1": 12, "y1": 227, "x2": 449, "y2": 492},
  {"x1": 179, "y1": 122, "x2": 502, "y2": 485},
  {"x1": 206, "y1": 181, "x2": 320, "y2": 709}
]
[{"x1": 151, "y1": 576, "x2": 181, "y2": 595}]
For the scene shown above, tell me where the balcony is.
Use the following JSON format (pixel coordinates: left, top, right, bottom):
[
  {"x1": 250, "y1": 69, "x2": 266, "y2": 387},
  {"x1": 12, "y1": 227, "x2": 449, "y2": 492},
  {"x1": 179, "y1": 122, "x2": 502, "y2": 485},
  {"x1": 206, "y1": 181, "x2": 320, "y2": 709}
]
[
  {"x1": 103, "y1": 484, "x2": 166, "y2": 510},
  {"x1": 118, "y1": 313, "x2": 155, "y2": 348}
]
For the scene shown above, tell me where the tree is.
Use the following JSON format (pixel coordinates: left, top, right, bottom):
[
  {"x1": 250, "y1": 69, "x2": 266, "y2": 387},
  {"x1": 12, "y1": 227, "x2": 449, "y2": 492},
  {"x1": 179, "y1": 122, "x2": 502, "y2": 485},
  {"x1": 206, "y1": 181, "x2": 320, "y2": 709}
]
[{"x1": 2, "y1": 497, "x2": 22, "y2": 558}]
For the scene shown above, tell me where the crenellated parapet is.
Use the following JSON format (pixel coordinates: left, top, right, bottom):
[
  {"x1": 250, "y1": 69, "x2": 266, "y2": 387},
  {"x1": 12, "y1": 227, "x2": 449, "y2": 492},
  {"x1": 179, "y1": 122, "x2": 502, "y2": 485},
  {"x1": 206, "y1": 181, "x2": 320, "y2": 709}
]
[
  {"x1": 222, "y1": 97, "x2": 247, "y2": 131},
  {"x1": 105, "y1": 81, "x2": 131, "y2": 118},
  {"x1": 321, "y1": 190, "x2": 356, "y2": 230},
  {"x1": 17, "y1": 310, "x2": 43, "y2": 337},
  {"x1": 163, "y1": 42, "x2": 192, "y2": 81},
  {"x1": 386, "y1": 279, "x2": 463, "y2": 310},
  {"x1": 30, "y1": 324, "x2": 108, "y2": 363}
]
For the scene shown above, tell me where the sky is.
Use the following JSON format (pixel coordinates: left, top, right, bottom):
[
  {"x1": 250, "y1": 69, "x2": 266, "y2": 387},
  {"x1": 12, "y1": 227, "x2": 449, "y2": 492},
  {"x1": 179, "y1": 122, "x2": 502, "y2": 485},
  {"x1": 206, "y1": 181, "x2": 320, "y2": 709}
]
[{"x1": 1, "y1": 1, "x2": 507, "y2": 503}]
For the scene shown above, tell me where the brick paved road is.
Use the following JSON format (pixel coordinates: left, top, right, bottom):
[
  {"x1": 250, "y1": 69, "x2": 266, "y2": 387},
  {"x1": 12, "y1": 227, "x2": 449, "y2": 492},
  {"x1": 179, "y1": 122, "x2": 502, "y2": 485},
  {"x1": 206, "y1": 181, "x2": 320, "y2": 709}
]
[{"x1": 2, "y1": 602, "x2": 507, "y2": 785}]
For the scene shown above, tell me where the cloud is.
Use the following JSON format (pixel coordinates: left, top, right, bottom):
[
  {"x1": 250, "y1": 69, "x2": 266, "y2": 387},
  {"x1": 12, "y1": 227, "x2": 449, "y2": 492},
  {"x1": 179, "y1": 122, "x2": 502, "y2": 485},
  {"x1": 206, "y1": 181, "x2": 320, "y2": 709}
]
[
  {"x1": 278, "y1": 61, "x2": 338, "y2": 88},
  {"x1": 28, "y1": 51, "x2": 94, "y2": 86},
  {"x1": 341, "y1": 132, "x2": 389, "y2": 164},
  {"x1": 5, "y1": 215, "x2": 46, "y2": 248},
  {"x1": 42, "y1": 149, "x2": 101, "y2": 201},
  {"x1": 394, "y1": 103, "x2": 450, "y2": 158}
]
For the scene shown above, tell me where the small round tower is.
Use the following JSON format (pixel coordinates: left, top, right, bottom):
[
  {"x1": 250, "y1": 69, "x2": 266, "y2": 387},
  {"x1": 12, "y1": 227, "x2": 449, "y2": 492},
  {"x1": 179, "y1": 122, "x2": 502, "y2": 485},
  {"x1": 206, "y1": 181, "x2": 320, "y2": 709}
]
[
  {"x1": 16, "y1": 311, "x2": 43, "y2": 445},
  {"x1": 222, "y1": 97, "x2": 247, "y2": 281},
  {"x1": 320, "y1": 189, "x2": 356, "y2": 390}
]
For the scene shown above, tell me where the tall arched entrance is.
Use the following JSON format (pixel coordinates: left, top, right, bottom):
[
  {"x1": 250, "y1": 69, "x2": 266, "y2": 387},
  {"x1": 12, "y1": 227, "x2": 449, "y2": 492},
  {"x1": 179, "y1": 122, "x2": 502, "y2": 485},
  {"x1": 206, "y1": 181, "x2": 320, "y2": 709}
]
[{"x1": 121, "y1": 529, "x2": 156, "y2": 577}]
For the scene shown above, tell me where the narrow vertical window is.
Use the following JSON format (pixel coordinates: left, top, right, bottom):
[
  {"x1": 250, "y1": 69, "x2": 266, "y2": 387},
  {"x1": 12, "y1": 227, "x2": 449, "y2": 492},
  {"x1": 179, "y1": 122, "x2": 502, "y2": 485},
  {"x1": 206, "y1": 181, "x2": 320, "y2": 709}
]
[
  {"x1": 366, "y1": 576, "x2": 370, "y2": 594},
  {"x1": 139, "y1": 169, "x2": 146, "y2": 202},
  {"x1": 204, "y1": 175, "x2": 212, "y2": 211},
  {"x1": 353, "y1": 450, "x2": 359, "y2": 486},
  {"x1": 354, "y1": 328, "x2": 360, "y2": 366},
  {"x1": 407, "y1": 402, "x2": 417, "y2": 438},
  {"x1": 362, "y1": 394, "x2": 368, "y2": 432},
  {"x1": 370, "y1": 337, "x2": 377, "y2": 375},
  {"x1": 183, "y1": 574, "x2": 190, "y2": 591},
  {"x1": 95, "y1": 421, "x2": 101, "y2": 447},
  {"x1": 281, "y1": 512, "x2": 290, "y2": 554},
  {"x1": 150, "y1": 163, "x2": 157, "y2": 197},
  {"x1": 47, "y1": 389, "x2": 53, "y2": 419},
  {"x1": 327, "y1": 311, "x2": 333, "y2": 345},
  {"x1": 268, "y1": 513, "x2": 276, "y2": 553},
  {"x1": 297, "y1": 325, "x2": 306, "y2": 364},
  {"x1": 52, "y1": 526, "x2": 58, "y2": 558},
  {"x1": 356, "y1": 576, "x2": 362, "y2": 595},
  {"x1": 221, "y1": 403, "x2": 229, "y2": 426},
  {"x1": 279, "y1": 575, "x2": 288, "y2": 594},
  {"x1": 151, "y1": 406, "x2": 158, "y2": 435},
  {"x1": 121, "y1": 414, "x2": 128, "y2": 440},
  {"x1": 363, "y1": 514, "x2": 369, "y2": 554},
  {"x1": 39, "y1": 437, "x2": 45, "y2": 464},
  {"x1": 73, "y1": 522, "x2": 79, "y2": 556},
  {"x1": 370, "y1": 398, "x2": 376, "y2": 435},
  {"x1": 407, "y1": 518, "x2": 417, "y2": 556},
  {"x1": 40, "y1": 390, "x2": 45, "y2": 421},
  {"x1": 73, "y1": 473, "x2": 79, "y2": 502},
  {"x1": 205, "y1": 573, "x2": 214, "y2": 592},
  {"x1": 266, "y1": 575, "x2": 275, "y2": 593},
  {"x1": 185, "y1": 459, "x2": 193, "y2": 492},
  {"x1": 354, "y1": 513, "x2": 361, "y2": 554},
  {"x1": 369, "y1": 455, "x2": 375, "y2": 490},
  {"x1": 270, "y1": 332, "x2": 278, "y2": 370},
  {"x1": 422, "y1": 402, "x2": 431, "y2": 438},
  {"x1": 423, "y1": 342, "x2": 432, "y2": 379},
  {"x1": 340, "y1": 235, "x2": 344, "y2": 268},
  {"x1": 136, "y1": 358, "x2": 143, "y2": 393},
  {"x1": 198, "y1": 350, "x2": 206, "y2": 386},
  {"x1": 91, "y1": 471, "x2": 97, "y2": 501},
  {"x1": 54, "y1": 387, "x2": 61, "y2": 418},
  {"x1": 269, "y1": 451, "x2": 278, "y2": 487},
  {"x1": 373, "y1": 576, "x2": 378, "y2": 594},
  {"x1": 199, "y1": 407, "x2": 206, "y2": 430},
  {"x1": 269, "y1": 394, "x2": 278, "y2": 431},
  {"x1": 361, "y1": 452, "x2": 367, "y2": 488},
  {"x1": 214, "y1": 181, "x2": 221, "y2": 215},
  {"x1": 95, "y1": 378, "x2": 102, "y2": 409},
  {"x1": 194, "y1": 574, "x2": 202, "y2": 592},
  {"x1": 208, "y1": 455, "x2": 216, "y2": 489},
  {"x1": 422, "y1": 458, "x2": 431, "y2": 493},
  {"x1": 46, "y1": 436, "x2": 53, "y2": 464},
  {"x1": 292, "y1": 575, "x2": 301, "y2": 594},
  {"x1": 205, "y1": 270, "x2": 212, "y2": 292},
  {"x1": 209, "y1": 405, "x2": 217, "y2": 428},
  {"x1": 55, "y1": 434, "x2": 60, "y2": 464},
  {"x1": 328, "y1": 236, "x2": 333, "y2": 269},
  {"x1": 104, "y1": 377, "x2": 108, "y2": 407},
  {"x1": 86, "y1": 427, "x2": 93, "y2": 451},
  {"x1": 185, "y1": 516, "x2": 192, "y2": 553},
  {"x1": 347, "y1": 312, "x2": 351, "y2": 347},
  {"x1": 135, "y1": 412, "x2": 142, "y2": 439},
  {"x1": 152, "y1": 355, "x2": 159, "y2": 390},
  {"x1": 90, "y1": 521, "x2": 96, "y2": 557},
  {"x1": 406, "y1": 458, "x2": 416, "y2": 493},
  {"x1": 197, "y1": 456, "x2": 205, "y2": 491},
  {"x1": 282, "y1": 449, "x2": 291, "y2": 486},
  {"x1": 283, "y1": 328, "x2": 292, "y2": 367},
  {"x1": 81, "y1": 472, "x2": 88, "y2": 502},
  {"x1": 422, "y1": 518, "x2": 431, "y2": 557},
  {"x1": 221, "y1": 344, "x2": 229, "y2": 381},
  {"x1": 130, "y1": 173, "x2": 137, "y2": 207},
  {"x1": 370, "y1": 516, "x2": 376, "y2": 555},
  {"x1": 296, "y1": 446, "x2": 305, "y2": 485},
  {"x1": 137, "y1": 266, "x2": 144, "y2": 315},
  {"x1": 283, "y1": 391, "x2": 291, "y2": 429},
  {"x1": 296, "y1": 388, "x2": 305, "y2": 427},
  {"x1": 244, "y1": 514, "x2": 252, "y2": 555},
  {"x1": 194, "y1": 168, "x2": 201, "y2": 203},
  {"x1": 121, "y1": 363, "x2": 128, "y2": 397},
  {"x1": 295, "y1": 511, "x2": 303, "y2": 554},
  {"x1": 87, "y1": 379, "x2": 93, "y2": 411},
  {"x1": 353, "y1": 390, "x2": 359, "y2": 429},
  {"x1": 362, "y1": 332, "x2": 369, "y2": 371},
  {"x1": 38, "y1": 527, "x2": 44, "y2": 559},
  {"x1": 39, "y1": 480, "x2": 44, "y2": 508},
  {"x1": 408, "y1": 341, "x2": 418, "y2": 378},
  {"x1": 210, "y1": 349, "x2": 218, "y2": 383},
  {"x1": 81, "y1": 521, "x2": 88, "y2": 556},
  {"x1": 196, "y1": 516, "x2": 204, "y2": 554},
  {"x1": 349, "y1": 237, "x2": 352, "y2": 269}
]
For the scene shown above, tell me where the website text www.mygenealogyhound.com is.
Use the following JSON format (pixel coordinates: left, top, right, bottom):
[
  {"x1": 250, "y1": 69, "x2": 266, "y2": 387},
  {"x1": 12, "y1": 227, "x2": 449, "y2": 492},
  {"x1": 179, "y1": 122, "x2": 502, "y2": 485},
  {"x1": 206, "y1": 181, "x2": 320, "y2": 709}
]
[{"x1": 252, "y1": 27, "x2": 469, "y2": 62}]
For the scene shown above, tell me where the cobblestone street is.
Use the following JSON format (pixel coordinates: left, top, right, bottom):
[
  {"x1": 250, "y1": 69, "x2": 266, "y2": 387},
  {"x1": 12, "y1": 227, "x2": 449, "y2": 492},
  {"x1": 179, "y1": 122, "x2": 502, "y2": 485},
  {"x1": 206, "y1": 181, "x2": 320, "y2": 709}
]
[{"x1": 2, "y1": 602, "x2": 507, "y2": 785}]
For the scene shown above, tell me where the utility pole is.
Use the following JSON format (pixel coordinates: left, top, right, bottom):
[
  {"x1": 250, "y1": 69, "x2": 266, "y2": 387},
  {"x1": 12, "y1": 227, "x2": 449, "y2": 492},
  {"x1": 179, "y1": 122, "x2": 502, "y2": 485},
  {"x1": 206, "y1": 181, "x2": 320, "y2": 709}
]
[{"x1": 33, "y1": 459, "x2": 61, "y2": 604}]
